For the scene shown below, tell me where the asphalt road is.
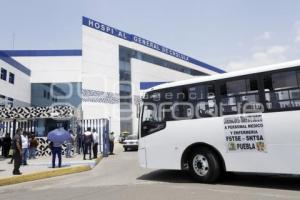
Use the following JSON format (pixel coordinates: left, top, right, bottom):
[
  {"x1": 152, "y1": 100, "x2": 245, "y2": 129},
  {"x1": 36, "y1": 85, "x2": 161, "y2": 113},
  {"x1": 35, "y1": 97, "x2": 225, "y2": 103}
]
[{"x1": 1, "y1": 144, "x2": 300, "y2": 200}]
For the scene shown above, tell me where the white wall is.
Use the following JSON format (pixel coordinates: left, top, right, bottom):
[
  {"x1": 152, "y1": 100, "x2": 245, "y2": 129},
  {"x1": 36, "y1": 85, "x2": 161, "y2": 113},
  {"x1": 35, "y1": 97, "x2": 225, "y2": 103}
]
[
  {"x1": 0, "y1": 59, "x2": 31, "y2": 106},
  {"x1": 13, "y1": 56, "x2": 82, "y2": 83},
  {"x1": 82, "y1": 25, "x2": 121, "y2": 135}
]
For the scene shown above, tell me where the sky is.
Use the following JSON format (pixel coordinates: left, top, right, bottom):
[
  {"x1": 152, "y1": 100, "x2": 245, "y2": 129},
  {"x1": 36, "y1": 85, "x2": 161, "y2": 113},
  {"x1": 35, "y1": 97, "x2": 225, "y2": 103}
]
[{"x1": 0, "y1": 0, "x2": 300, "y2": 72}]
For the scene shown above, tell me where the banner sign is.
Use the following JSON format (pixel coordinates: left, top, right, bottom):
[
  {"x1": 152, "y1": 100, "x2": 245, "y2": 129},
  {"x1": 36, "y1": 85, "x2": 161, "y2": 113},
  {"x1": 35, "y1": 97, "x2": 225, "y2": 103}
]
[
  {"x1": 82, "y1": 17, "x2": 225, "y2": 74},
  {"x1": 224, "y1": 114, "x2": 266, "y2": 152}
]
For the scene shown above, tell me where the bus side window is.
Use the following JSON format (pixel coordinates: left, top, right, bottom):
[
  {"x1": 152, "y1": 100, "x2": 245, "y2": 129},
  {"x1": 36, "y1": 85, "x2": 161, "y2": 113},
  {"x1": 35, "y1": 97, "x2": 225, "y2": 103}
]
[
  {"x1": 220, "y1": 78, "x2": 261, "y2": 115},
  {"x1": 264, "y1": 70, "x2": 300, "y2": 110},
  {"x1": 189, "y1": 84, "x2": 217, "y2": 118}
]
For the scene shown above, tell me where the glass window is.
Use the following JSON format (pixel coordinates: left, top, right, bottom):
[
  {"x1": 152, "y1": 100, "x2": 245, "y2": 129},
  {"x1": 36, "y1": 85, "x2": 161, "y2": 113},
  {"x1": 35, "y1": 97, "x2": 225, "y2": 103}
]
[
  {"x1": 31, "y1": 82, "x2": 82, "y2": 107},
  {"x1": 220, "y1": 78, "x2": 261, "y2": 115},
  {"x1": 1, "y1": 68, "x2": 7, "y2": 81},
  {"x1": 189, "y1": 85, "x2": 215, "y2": 100},
  {"x1": 120, "y1": 84, "x2": 131, "y2": 92},
  {"x1": 142, "y1": 104, "x2": 158, "y2": 122},
  {"x1": 297, "y1": 71, "x2": 300, "y2": 86},
  {"x1": 160, "y1": 104, "x2": 173, "y2": 121},
  {"x1": 290, "y1": 89, "x2": 300, "y2": 99},
  {"x1": 272, "y1": 71, "x2": 297, "y2": 90},
  {"x1": 222, "y1": 79, "x2": 258, "y2": 96},
  {"x1": 8, "y1": 73, "x2": 14, "y2": 84},
  {"x1": 264, "y1": 70, "x2": 300, "y2": 110},
  {"x1": 7, "y1": 97, "x2": 13, "y2": 107},
  {"x1": 226, "y1": 79, "x2": 247, "y2": 95},
  {"x1": 0, "y1": 95, "x2": 5, "y2": 106},
  {"x1": 196, "y1": 99, "x2": 217, "y2": 118},
  {"x1": 188, "y1": 84, "x2": 216, "y2": 118}
]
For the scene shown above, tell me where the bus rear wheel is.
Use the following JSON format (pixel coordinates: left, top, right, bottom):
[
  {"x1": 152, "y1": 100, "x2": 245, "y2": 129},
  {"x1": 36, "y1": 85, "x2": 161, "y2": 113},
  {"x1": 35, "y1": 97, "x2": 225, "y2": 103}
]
[{"x1": 188, "y1": 147, "x2": 221, "y2": 183}]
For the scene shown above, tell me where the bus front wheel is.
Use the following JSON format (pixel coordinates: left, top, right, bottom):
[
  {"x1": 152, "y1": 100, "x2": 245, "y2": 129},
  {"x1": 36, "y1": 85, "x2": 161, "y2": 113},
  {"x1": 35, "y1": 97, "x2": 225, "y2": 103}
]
[{"x1": 188, "y1": 147, "x2": 221, "y2": 183}]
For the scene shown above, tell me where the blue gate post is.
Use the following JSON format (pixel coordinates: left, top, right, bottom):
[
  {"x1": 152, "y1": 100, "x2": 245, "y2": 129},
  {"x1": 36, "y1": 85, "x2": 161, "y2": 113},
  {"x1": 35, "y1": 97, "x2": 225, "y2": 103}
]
[
  {"x1": 102, "y1": 119, "x2": 110, "y2": 157},
  {"x1": 106, "y1": 119, "x2": 110, "y2": 155}
]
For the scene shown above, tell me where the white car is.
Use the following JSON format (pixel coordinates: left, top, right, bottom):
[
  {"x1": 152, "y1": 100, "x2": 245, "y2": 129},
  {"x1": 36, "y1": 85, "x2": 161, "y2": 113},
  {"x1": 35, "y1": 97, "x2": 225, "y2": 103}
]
[{"x1": 123, "y1": 135, "x2": 139, "y2": 151}]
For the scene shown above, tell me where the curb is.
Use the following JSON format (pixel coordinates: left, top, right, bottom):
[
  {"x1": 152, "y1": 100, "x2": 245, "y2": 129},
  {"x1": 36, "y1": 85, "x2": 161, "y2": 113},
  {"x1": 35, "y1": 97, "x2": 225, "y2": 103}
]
[
  {"x1": 0, "y1": 155, "x2": 103, "y2": 187},
  {"x1": 0, "y1": 165, "x2": 91, "y2": 186},
  {"x1": 94, "y1": 156, "x2": 103, "y2": 166}
]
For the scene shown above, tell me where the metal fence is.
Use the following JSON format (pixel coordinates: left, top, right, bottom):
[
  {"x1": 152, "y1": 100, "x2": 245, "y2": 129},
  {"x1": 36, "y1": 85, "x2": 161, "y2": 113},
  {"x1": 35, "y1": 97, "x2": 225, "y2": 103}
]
[
  {"x1": 79, "y1": 118, "x2": 110, "y2": 154},
  {"x1": 1, "y1": 120, "x2": 35, "y2": 137}
]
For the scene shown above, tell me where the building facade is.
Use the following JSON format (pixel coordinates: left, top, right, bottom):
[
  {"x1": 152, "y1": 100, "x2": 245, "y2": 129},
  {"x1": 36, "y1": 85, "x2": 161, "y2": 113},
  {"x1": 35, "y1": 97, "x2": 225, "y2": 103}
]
[
  {"x1": 0, "y1": 16, "x2": 225, "y2": 137},
  {"x1": 0, "y1": 51, "x2": 31, "y2": 107}
]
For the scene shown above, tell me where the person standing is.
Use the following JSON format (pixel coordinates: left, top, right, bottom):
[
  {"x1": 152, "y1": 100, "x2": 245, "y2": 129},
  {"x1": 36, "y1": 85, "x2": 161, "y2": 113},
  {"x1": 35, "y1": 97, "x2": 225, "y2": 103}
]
[
  {"x1": 48, "y1": 126, "x2": 70, "y2": 168},
  {"x1": 2, "y1": 134, "x2": 12, "y2": 158},
  {"x1": 83, "y1": 127, "x2": 93, "y2": 160},
  {"x1": 109, "y1": 132, "x2": 115, "y2": 155},
  {"x1": 76, "y1": 132, "x2": 83, "y2": 154},
  {"x1": 92, "y1": 129, "x2": 99, "y2": 159},
  {"x1": 50, "y1": 140, "x2": 63, "y2": 168},
  {"x1": 65, "y1": 130, "x2": 74, "y2": 158},
  {"x1": 12, "y1": 128, "x2": 23, "y2": 175},
  {"x1": 29, "y1": 134, "x2": 38, "y2": 159},
  {"x1": 0, "y1": 137, "x2": 2, "y2": 157},
  {"x1": 0, "y1": 128, "x2": 5, "y2": 156},
  {"x1": 21, "y1": 132, "x2": 29, "y2": 165}
]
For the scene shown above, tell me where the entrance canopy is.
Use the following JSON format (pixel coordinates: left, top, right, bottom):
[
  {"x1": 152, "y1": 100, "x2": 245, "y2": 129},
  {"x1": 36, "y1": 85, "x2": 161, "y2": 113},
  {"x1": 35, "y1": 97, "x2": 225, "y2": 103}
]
[{"x1": 0, "y1": 105, "x2": 77, "y2": 121}]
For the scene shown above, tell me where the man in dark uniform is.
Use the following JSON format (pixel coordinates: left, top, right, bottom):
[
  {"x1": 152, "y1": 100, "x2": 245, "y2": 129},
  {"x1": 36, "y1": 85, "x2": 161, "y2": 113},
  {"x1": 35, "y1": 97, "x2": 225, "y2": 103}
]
[
  {"x1": 109, "y1": 132, "x2": 115, "y2": 155},
  {"x1": 12, "y1": 128, "x2": 23, "y2": 175}
]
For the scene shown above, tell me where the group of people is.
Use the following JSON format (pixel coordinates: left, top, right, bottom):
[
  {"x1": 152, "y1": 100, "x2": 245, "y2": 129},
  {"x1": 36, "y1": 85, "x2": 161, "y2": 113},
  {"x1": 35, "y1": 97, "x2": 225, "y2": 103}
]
[
  {"x1": 1, "y1": 126, "x2": 115, "y2": 175},
  {"x1": 49, "y1": 127, "x2": 104, "y2": 168},
  {"x1": 19, "y1": 132, "x2": 39, "y2": 164},
  {"x1": 77, "y1": 128, "x2": 115, "y2": 158},
  {"x1": 81, "y1": 127, "x2": 99, "y2": 160},
  {"x1": 0, "y1": 129, "x2": 39, "y2": 175},
  {"x1": 11, "y1": 128, "x2": 39, "y2": 175},
  {"x1": 11, "y1": 129, "x2": 39, "y2": 175}
]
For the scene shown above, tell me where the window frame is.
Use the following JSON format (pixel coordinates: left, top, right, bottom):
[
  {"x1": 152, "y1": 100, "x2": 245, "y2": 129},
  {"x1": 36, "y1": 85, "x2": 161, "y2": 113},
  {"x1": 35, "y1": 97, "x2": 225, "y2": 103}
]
[
  {"x1": 1, "y1": 68, "x2": 7, "y2": 81},
  {"x1": 217, "y1": 75, "x2": 262, "y2": 116},
  {"x1": 261, "y1": 67, "x2": 300, "y2": 112},
  {"x1": 142, "y1": 65, "x2": 300, "y2": 122},
  {"x1": 8, "y1": 72, "x2": 15, "y2": 84}
]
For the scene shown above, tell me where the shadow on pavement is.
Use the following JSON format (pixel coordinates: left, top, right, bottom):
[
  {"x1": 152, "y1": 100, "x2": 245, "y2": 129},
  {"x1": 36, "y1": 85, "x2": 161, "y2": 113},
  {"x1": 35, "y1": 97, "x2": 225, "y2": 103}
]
[
  {"x1": 220, "y1": 173, "x2": 300, "y2": 191},
  {"x1": 137, "y1": 170, "x2": 300, "y2": 191},
  {"x1": 137, "y1": 170, "x2": 194, "y2": 184},
  {"x1": 0, "y1": 158, "x2": 7, "y2": 161}
]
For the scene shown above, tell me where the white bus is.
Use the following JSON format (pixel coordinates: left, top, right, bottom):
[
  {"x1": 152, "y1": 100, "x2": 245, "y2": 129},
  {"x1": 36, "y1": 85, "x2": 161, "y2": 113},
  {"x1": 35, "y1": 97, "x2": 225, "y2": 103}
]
[{"x1": 138, "y1": 60, "x2": 300, "y2": 183}]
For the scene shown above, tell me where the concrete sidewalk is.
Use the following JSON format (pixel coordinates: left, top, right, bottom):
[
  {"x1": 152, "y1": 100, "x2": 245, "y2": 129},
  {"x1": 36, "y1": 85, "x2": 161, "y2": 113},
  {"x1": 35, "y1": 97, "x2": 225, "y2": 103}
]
[{"x1": 0, "y1": 153, "x2": 102, "y2": 186}]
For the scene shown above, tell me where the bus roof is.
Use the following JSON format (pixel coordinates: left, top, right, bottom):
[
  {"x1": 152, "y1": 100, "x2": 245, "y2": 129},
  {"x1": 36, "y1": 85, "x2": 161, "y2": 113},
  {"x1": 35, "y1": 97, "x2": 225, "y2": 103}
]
[{"x1": 146, "y1": 59, "x2": 300, "y2": 92}]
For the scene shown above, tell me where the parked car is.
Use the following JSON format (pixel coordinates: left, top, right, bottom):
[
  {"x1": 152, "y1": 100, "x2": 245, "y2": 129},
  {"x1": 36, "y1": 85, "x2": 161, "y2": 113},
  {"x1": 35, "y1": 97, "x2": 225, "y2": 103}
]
[
  {"x1": 119, "y1": 131, "x2": 130, "y2": 144},
  {"x1": 123, "y1": 135, "x2": 138, "y2": 151}
]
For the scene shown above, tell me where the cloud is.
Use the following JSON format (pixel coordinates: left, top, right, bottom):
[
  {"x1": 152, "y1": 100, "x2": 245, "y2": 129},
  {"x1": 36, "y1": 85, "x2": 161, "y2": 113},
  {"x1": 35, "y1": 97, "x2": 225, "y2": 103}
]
[
  {"x1": 225, "y1": 45, "x2": 288, "y2": 71},
  {"x1": 224, "y1": 21, "x2": 300, "y2": 72},
  {"x1": 294, "y1": 21, "x2": 300, "y2": 42},
  {"x1": 255, "y1": 31, "x2": 272, "y2": 41}
]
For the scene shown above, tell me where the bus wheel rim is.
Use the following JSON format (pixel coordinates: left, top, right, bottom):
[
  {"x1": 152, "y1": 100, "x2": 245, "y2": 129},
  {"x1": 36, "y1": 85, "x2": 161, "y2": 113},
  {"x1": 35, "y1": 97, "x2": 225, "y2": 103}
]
[{"x1": 192, "y1": 154, "x2": 209, "y2": 176}]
